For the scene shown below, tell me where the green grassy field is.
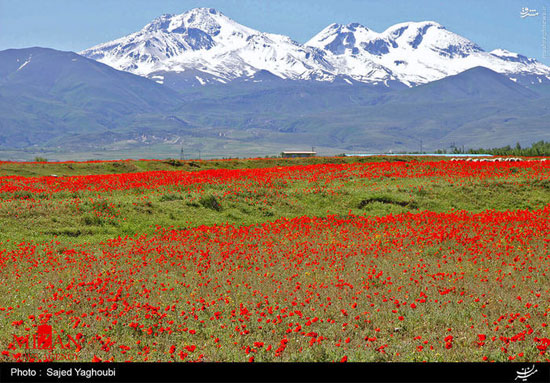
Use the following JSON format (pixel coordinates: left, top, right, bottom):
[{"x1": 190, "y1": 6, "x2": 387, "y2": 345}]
[
  {"x1": 0, "y1": 157, "x2": 547, "y2": 246},
  {"x1": 0, "y1": 156, "x2": 436, "y2": 177},
  {"x1": 0, "y1": 156, "x2": 549, "y2": 362}
]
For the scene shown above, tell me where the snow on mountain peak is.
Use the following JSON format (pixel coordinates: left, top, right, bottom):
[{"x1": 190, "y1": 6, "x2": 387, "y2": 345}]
[
  {"x1": 491, "y1": 48, "x2": 516, "y2": 57},
  {"x1": 305, "y1": 19, "x2": 549, "y2": 86},
  {"x1": 142, "y1": 8, "x2": 243, "y2": 36},
  {"x1": 307, "y1": 22, "x2": 375, "y2": 54},
  {"x1": 80, "y1": 8, "x2": 334, "y2": 80},
  {"x1": 489, "y1": 49, "x2": 537, "y2": 65},
  {"x1": 80, "y1": 10, "x2": 550, "y2": 87}
]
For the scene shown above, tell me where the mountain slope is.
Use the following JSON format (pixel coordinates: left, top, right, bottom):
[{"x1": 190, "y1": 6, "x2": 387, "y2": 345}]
[
  {"x1": 388, "y1": 66, "x2": 539, "y2": 102},
  {"x1": 0, "y1": 47, "x2": 181, "y2": 111},
  {"x1": 81, "y1": 8, "x2": 337, "y2": 84},
  {"x1": 306, "y1": 22, "x2": 550, "y2": 86},
  {"x1": 2, "y1": 45, "x2": 550, "y2": 156},
  {"x1": 169, "y1": 65, "x2": 549, "y2": 152},
  {"x1": 80, "y1": 8, "x2": 550, "y2": 89},
  {"x1": 0, "y1": 47, "x2": 189, "y2": 148}
]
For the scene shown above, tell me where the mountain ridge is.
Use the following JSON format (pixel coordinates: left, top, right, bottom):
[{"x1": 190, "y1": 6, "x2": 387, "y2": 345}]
[
  {"x1": 0, "y1": 47, "x2": 190, "y2": 149},
  {"x1": 2, "y1": 47, "x2": 549, "y2": 155},
  {"x1": 2, "y1": 10, "x2": 550, "y2": 158},
  {"x1": 80, "y1": 7, "x2": 550, "y2": 89}
]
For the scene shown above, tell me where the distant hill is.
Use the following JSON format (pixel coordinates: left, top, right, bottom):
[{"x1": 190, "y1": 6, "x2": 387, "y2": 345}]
[
  {"x1": 170, "y1": 66, "x2": 549, "y2": 152},
  {"x1": 0, "y1": 49, "x2": 549, "y2": 157},
  {"x1": 392, "y1": 66, "x2": 539, "y2": 101},
  {"x1": 0, "y1": 47, "x2": 189, "y2": 148}
]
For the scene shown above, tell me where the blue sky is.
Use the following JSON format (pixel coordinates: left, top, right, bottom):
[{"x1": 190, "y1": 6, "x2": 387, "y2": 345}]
[{"x1": 1, "y1": 0, "x2": 548, "y2": 64}]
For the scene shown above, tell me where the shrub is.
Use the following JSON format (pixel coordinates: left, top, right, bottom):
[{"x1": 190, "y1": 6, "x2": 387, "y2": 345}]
[{"x1": 200, "y1": 195, "x2": 222, "y2": 211}]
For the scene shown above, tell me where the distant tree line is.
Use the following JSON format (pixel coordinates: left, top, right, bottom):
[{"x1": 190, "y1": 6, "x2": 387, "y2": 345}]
[{"x1": 436, "y1": 141, "x2": 550, "y2": 156}]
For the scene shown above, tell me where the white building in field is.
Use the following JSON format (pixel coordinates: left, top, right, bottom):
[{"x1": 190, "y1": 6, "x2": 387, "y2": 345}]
[{"x1": 281, "y1": 151, "x2": 317, "y2": 158}]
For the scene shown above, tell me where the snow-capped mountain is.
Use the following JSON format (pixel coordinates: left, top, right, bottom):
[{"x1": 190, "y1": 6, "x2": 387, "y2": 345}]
[
  {"x1": 306, "y1": 21, "x2": 550, "y2": 86},
  {"x1": 80, "y1": 8, "x2": 550, "y2": 87},
  {"x1": 81, "y1": 8, "x2": 337, "y2": 84}
]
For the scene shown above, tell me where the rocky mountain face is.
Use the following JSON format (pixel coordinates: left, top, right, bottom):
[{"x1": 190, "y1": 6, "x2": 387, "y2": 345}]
[
  {"x1": 1, "y1": 8, "x2": 550, "y2": 157},
  {"x1": 80, "y1": 8, "x2": 550, "y2": 88}
]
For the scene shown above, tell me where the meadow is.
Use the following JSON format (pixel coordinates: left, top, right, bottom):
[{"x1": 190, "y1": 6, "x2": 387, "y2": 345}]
[{"x1": 0, "y1": 157, "x2": 548, "y2": 362}]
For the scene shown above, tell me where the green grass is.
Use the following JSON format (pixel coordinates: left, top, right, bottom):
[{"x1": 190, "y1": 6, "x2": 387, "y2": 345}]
[
  {"x1": 0, "y1": 156, "x2": 435, "y2": 177},
  {"x1": 0, "y1": 157, "x2": 548, "y2": 363},
  {"x1": 0, "y1": 158, "x2": 547, "y2": 246}
]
